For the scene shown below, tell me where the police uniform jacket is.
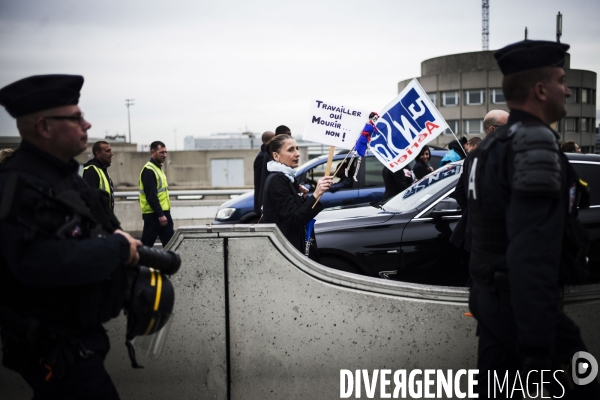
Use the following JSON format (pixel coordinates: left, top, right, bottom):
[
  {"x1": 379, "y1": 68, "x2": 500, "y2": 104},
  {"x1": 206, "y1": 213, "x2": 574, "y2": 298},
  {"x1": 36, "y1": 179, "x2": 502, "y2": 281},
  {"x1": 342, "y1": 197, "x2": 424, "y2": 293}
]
[
  {"x1": 467, "y1": 109, "x2": 581, "y2": 353},
  {"x1": 0, "y1": 140, "x2": 131, "y2": 323}
]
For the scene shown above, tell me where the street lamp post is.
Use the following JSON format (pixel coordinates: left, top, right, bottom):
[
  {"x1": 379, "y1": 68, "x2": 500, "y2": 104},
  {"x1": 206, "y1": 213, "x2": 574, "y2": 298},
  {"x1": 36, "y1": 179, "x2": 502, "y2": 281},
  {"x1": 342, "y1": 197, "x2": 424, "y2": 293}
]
[{"x1": 125, "y1": 99, "x2": 135, "y2": 143}]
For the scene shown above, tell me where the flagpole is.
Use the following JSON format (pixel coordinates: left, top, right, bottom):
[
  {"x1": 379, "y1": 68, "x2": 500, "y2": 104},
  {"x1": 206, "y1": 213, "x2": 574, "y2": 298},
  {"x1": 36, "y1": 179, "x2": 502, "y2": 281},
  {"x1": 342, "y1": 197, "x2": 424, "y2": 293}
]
[
  {"x1": 447, "y1": 129, "x2": 467, "y2": 157},
  {"x1": 312, "y1": 146, "x2": 335, "y2": 209}
]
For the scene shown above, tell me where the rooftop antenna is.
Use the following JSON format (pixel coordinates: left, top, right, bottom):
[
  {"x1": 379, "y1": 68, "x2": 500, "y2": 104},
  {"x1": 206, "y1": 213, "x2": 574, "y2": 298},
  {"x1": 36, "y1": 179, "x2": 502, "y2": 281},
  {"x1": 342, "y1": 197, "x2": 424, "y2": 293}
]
[
  {"x1": 556, "y1": 12, "x2": 562, "y2": 43},
  {"x1": 482, "y1": 0, "x2": 489, "y2": 50},
  {"x1": 524, "y1": 27, "x2": 528, "y2": 40}
]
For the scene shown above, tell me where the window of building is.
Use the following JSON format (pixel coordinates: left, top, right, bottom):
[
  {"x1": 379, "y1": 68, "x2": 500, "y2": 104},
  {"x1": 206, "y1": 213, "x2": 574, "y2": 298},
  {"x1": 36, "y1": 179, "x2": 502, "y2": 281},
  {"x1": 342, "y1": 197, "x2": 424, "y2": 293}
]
[
  {"x1": 566, "y1": 88, "x2": 578, "y2": 104},
  {"x1": 464, "y1": 89, "x2": 485, "y2": 105},
  {"x1": 443, "y1": 120, "x2": 459, "y2": 135},
  {"x1": 490, "y1": 88, "x2": 506, "y2": 104},
  {"x1": 582, "y1": 89, "x2": 589, "y2": 104},
  {"x1": 581, "y1": 118, "x2": 588, "y2": 133},
  {"x1": 442, "y1": 91, "x2": 459, "y2": 107},
  {"x1": 427, "y1": 92, "x2": 437, "y2": 105},
  {"x1": 564, "y1": 118, "x2": 578, "y2": 132},
  {"x1": 464, "y1": 119, "x2": 483, "y2": 134}
]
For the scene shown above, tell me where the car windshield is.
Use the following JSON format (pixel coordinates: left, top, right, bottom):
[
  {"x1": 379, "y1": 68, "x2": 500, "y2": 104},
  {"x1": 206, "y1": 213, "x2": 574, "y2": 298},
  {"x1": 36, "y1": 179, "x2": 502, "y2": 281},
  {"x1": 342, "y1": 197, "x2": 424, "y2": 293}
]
[{"x1": 382, "y1": 163, "x2": 462, "y2": 213}]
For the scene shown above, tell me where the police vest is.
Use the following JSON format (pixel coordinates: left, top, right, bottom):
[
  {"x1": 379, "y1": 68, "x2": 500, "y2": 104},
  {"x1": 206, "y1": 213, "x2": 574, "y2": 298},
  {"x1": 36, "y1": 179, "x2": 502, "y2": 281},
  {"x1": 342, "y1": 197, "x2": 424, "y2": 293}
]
[
  {"x1": 139, "y1": 162, "x2": 171, "y2": 214},
  {"x1": 82, "y1": 164, "x2": 112, "y2": 208}
]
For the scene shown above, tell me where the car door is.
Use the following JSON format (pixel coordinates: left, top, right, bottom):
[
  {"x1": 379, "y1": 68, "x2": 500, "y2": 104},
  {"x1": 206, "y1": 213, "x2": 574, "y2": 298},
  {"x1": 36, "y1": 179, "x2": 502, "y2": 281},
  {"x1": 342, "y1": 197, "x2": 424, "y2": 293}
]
[
  {"x1": 395, "y1": 165, "x2": 467, "y2": 286},
  {"x1": 570, "y1": 160, "x2": 600, "y2": 282},
  {"x1": 398, "y1": 190, "x2": 467, "y2": 286}
]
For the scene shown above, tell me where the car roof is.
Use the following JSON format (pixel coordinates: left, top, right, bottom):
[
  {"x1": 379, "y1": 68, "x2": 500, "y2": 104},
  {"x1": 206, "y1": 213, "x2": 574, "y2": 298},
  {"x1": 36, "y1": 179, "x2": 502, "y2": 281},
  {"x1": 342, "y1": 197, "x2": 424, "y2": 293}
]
[{"x1": 565, "y1": 153, "x2": 600, "y2": 162}]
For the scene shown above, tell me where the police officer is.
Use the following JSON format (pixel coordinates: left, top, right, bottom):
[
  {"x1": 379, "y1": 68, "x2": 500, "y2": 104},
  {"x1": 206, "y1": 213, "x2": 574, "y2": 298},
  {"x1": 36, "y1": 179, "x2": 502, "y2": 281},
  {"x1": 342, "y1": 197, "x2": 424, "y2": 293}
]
[
  {"x1": 0, "y1": 75, "x2": 141, "y2": 399},
  {"x1": 467, "y1": 41, "x2": 600, "y2": 397},
  {"x1": 83, "y1": 140, "x2": 115, "y2": 209},
  {"x1": 139, "y1": 141, "x2": 174, "y2": 247}
]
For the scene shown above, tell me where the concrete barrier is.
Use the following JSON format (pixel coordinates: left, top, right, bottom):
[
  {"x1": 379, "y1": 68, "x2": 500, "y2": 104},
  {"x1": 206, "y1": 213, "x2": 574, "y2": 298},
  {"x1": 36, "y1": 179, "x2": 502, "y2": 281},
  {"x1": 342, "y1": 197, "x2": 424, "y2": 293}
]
[
  {"x1": 114, "y1": 200, "x2": 222, "y2": 236},
  {"x1": 2, "y1": 225, "x2": 600, "y2": 399}
]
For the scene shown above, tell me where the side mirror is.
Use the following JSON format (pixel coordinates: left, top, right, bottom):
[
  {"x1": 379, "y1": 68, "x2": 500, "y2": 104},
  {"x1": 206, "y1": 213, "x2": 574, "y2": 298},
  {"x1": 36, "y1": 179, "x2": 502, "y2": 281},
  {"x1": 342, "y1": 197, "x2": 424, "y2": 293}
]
[{"x1": 429, "y1": 198, "x2": 461, "y2": 218}]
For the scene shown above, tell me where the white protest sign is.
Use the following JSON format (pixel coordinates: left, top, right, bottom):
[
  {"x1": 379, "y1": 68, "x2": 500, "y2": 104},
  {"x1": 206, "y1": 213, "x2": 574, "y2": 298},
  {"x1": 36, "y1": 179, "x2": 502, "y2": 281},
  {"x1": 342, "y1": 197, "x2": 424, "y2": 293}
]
[
  {"x1": 369, "y1": 79, "x2": 449, "y2": 172},
  {"x1": 302, "y1": 99, "x2": 372, "y2": 150}
]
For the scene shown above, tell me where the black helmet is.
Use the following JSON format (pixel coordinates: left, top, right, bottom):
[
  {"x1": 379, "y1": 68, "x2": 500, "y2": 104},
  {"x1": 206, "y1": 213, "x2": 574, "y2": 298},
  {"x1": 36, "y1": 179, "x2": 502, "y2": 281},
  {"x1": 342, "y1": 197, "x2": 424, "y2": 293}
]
[{"x1": 126, "y1": 266, "x2": 175, "y2": 340}]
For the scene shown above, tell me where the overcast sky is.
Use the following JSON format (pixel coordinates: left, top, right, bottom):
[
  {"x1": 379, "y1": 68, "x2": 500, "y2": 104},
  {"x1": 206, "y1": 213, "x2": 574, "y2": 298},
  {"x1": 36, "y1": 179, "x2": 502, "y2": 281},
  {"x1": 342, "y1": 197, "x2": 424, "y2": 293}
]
[{"x1": 1, "y1": 0, "x2": 598, "y2": 149}]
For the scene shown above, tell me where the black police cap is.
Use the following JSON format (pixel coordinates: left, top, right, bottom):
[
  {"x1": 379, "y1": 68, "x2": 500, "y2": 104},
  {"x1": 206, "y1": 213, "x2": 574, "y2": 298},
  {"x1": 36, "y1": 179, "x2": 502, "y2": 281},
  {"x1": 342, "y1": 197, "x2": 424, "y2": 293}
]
[
  {"x1": 0, "y1": 74, "x2": 84, "y2": 118},
  {"x1": 494, "y1": 40, "x2": 570, "y2": 76}
]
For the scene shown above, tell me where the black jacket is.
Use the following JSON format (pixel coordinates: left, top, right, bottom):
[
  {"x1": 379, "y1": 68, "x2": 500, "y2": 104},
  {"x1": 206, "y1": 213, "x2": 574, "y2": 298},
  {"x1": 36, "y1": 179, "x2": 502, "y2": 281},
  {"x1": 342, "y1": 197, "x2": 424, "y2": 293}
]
[
  {"x1": 382, "y1": 167, "x2": 412, "y2": 201},
  {"x1": 0, "y1": 140, "x2": 130, "y2": 320},
  {"x1": 141, "y1": 158, "x2": 167, "y2": 216},
  {"x1": 258, "y1": 147, "x2": 273, "y2": 215},
  {"x1": 412, "y1": 159, "x2": 431, "y2": 180},
  {"x1": 449, "y1": 151, "x2": 475, "y2": 250},
  {"x1": 467, "y1": 109, "x2": 575, "y2": 352},
  {"x1": 262, "y1": 172, "x2": 323, "y2": 260},
  {"x1": 253, "y1": 145, "x2": 266, "y2": 215},
  {"x1": 82, "y1": 157, "x2": 114, "y2": 209}
]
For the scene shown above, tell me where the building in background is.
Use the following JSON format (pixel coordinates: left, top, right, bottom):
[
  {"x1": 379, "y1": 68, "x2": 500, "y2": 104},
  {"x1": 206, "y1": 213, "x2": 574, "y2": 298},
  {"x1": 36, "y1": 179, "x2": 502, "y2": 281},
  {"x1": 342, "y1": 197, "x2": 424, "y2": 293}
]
[
  {"x1": 398, "y1": 51, "x2": 597, "y2": 153},
  {"x1": 184, "y1": 132, "x2": 259, "y2": 150}
]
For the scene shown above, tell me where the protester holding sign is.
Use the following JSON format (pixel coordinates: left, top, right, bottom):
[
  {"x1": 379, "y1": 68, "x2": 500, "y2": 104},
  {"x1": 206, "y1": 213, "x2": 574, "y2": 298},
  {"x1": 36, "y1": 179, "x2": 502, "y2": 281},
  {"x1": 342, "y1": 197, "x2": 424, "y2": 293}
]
[{"x1": 262, "y1": 134, "x2": 333, "y2": 261}]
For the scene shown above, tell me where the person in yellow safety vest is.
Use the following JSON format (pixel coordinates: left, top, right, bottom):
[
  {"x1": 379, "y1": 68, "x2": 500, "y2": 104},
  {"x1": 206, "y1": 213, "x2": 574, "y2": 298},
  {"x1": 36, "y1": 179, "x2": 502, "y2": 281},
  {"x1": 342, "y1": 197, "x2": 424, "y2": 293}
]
[
  {"x1": 139, "y1": 140, "x2": 173, "y2": 247},
  {"x1": 82, "y1": 140, "x2": 115, "y2": 209}
]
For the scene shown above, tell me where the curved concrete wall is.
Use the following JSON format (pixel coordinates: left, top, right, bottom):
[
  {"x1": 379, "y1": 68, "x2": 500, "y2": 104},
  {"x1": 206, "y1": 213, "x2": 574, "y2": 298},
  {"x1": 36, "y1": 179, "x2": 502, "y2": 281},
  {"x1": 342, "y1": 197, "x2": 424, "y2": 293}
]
[{"x1": 2, "y1": 225, "x2": 600, "y2": 399}]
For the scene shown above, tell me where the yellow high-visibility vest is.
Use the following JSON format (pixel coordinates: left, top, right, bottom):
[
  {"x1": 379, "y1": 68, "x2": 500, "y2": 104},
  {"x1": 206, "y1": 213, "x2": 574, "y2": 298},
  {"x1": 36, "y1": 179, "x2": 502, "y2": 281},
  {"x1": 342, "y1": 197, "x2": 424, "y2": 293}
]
[
  {"x1": 83, "y1": 164, "x2": 112, "y2": 208},
  {"x1": 139, "y1": 162, "x2": 171, "y2": 214}
]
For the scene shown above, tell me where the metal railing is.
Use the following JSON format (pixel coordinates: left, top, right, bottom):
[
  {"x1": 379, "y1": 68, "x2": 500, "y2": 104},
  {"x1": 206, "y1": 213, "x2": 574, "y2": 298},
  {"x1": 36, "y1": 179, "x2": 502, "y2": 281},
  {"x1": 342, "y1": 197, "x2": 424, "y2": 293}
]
[{"x1": 114, "y1": 189, "x2": 252, "y2": 200}]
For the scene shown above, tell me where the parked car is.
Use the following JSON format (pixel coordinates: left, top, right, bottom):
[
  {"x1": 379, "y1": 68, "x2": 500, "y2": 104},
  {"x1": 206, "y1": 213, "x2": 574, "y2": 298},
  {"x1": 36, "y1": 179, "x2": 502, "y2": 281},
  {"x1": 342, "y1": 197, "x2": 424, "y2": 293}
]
[
  {"x1": 212, "y1": 150, "x2": 447, "y2": 224},
  {"x1": 314, "y1": 153, "x2": 600, "y2": 287}
]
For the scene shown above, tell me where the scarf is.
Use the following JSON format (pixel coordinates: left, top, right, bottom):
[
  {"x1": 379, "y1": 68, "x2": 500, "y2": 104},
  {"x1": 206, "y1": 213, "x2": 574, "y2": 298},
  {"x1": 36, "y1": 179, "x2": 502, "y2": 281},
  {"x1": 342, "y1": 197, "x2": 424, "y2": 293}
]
[{"x1": 267, "y1": 161, "x2": 295, "y2": 183}]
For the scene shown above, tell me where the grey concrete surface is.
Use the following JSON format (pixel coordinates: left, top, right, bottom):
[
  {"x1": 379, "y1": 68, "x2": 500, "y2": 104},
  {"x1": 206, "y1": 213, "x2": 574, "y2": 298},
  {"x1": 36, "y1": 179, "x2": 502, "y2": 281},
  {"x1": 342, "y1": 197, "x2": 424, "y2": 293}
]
[
  {"x1": 1, "y1": 225, "x2": 600, "y2": 399},
  {"x1": 114, "y1": 199, "x2": 220, "y2": 235}
]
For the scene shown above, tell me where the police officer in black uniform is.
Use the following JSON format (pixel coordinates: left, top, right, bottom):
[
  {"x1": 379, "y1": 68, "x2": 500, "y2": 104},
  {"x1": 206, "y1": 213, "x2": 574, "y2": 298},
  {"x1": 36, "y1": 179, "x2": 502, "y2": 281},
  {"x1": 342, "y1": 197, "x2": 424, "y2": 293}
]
[
  {"x1": 467, "y1": 41, "x2": 600, "y2": 398},
  {"x1": 0, "y1": 75, "x2": 141, "y2": 399}
]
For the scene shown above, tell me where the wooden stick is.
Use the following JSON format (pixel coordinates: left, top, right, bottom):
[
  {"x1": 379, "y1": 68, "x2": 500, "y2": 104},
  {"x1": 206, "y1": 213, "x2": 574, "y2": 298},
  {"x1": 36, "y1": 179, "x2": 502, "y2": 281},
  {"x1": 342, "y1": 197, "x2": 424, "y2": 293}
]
[{"x1": 312, "y1": 146, "x2": 335, "y2": 209}]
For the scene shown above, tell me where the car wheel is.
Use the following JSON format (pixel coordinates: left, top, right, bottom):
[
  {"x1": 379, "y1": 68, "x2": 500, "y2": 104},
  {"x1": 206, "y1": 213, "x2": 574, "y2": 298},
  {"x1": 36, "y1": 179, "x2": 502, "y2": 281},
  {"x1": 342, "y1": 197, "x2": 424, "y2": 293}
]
[{"x1": 319, "y1": 255, "x2": 362, "y2": 275}]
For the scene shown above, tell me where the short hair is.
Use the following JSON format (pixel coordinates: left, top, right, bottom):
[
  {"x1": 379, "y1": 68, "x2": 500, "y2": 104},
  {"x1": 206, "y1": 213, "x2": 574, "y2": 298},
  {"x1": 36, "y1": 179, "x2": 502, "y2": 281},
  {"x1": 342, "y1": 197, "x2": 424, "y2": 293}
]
[
  {"x1": 150, "y1": 141, "x2": 166, "y2": 151},
  {"x1": 275, "y1": 125, "x2": 291, "y2": 136},
  {"x1": 261, "y1": 131, "x2": 275, "y2": 144},
  {"x1": 483, "y1": 116, "x2": 495, "y2": 133},
  {"x1": 467, "y1": 137, "x2": 482, "y2": 147},
  {"x1": 502, "y1": 66, "x2": 554, "y2": 104},
  {"x1": 0, "y1": 148, "x2": 15, "y2": 165},
  {"x1": 560, "y1": 140, "x2": 578, "y2": 153},
  {"x1": 267, "y1": 134, "x2": 293, "y2": 156},
  {"x1": 92, "y1": 140, "x2": 109, "y2": 157}
]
